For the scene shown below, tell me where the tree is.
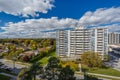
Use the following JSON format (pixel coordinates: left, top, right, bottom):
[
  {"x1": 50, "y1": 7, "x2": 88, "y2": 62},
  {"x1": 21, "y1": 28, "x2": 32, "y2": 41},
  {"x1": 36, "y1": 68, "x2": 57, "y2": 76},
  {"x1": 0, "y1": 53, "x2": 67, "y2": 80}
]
[
  {"x1": 29, "y1": 62, "x2": 43, "y2": 80},
  {"x1": 17, "y1": 62, "x2": 43, "y2": 80},
  {"x1": 81, "y1": 51, "x2": 103, "y2": 68},
  {"x1": 43, "y1": 57, "x2": 76, "y2": 80},
  {"x1": 24, "y1": 40, "x2": 30, "y2": 47},
  {"x1": 44, "y1": 57, "x2": 61, "y2": 80},
  {"x1": 59, "y1": 65, "x2": 75, "y2": 80},
  {"x1": 30, "y1": 40, "x2": 38, "y2": 50},
  {"x1": 103, "y1": 54, "x2": 110, "y2": 61},
  {"x1": 42, "y1": 39, "x2": 50, "y2": 48},
  {"x1": 17, "y1": 68, "x2": 28, "y2": 80},
  {"x1": 47, "y1": 57, "x2": 60, "y2": 68}
]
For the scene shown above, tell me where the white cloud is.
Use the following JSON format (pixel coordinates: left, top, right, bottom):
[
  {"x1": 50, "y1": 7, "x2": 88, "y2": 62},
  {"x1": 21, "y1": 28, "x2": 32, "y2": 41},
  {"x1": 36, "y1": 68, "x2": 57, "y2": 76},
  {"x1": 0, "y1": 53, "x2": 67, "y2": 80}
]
[
  {"x1": 79, "y1": 7, "x2": 120, "y2": 26},
  {"x1": 0, "y1": 0, "x2": 54, "y2": 17},
  {"x1": 1, "y1": 7, "x2": 120, "y2": 38},
  {"x1": 106, "y1": 24, "x2": 120, "y2": 33},
  {"x1": 0, "y1": 17, "x2": 78, "y2": 38},
  {"x1": 90, "y1": 24, "x2": 120, "y2": 33}
]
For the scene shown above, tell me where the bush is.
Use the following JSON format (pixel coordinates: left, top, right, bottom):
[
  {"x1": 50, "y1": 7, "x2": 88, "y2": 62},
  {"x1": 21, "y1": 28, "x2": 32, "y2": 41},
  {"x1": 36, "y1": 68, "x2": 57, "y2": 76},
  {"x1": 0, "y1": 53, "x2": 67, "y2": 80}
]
[
  {"x1": 61, "y1": 61, "x2": 79, "y2": 71},
  {"x1": 84, "y1": 75, "x2": 98, "y2": 80}
]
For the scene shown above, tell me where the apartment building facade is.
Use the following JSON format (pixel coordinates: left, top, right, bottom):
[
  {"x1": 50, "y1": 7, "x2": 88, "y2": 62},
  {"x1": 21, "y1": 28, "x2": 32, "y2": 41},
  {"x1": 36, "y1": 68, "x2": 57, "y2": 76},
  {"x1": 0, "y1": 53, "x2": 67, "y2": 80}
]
[
  {"x1": 56, "y1": 27, "x2": 108, "y2": 58},
  {"x1": 108, "y1": 33, "x2": 120, "y2": 44}
]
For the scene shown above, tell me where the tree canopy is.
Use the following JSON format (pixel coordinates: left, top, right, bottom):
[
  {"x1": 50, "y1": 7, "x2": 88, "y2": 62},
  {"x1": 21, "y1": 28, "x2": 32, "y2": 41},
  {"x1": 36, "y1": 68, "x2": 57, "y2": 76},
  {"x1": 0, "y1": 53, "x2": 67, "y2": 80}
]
[{"x1": 81, "y1": 51, "x2": 103, "y2": 68}]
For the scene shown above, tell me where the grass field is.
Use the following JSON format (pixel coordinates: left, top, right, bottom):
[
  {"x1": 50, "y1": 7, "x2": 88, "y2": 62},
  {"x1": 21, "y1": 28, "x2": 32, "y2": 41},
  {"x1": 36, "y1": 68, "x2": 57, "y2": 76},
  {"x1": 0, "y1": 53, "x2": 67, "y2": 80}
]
[
  {"x1": 88, "y1": 68, "x2": 120, "y2": 77},
  {"x1": 82, "y1": 64, "x2": 120, "y2": 77},
  {"x1": 38, "y1": 51, "x2": 56, "y2": 66},
  {"x1": 0, "y1": 74, "x2": 11, "y2": 80}
]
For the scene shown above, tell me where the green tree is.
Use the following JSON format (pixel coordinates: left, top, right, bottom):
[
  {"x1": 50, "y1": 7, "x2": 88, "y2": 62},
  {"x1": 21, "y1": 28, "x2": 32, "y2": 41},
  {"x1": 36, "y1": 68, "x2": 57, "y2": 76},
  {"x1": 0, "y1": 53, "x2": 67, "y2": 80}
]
[
  {"x1": 81, "y1": 51, "x2": 103, "y2": 68},
  {"x1": 59, "y1": 65, "x2": 75, "y2": 80},
  {"x1": 43, "y1": 57, "x2": 76, "y2": 80},
  {"x1": 17, "y1": 68, "x2": 28, "y2": 80},
  {"x1": 29, "y1": 62, "x2": 43, "y2": 80},
  {"x1": 17, "y1": 62, "x2": 43, "y2": 80},
  {"x1": 30, "y1": 40, "x2": 38, "y2": 50},
  {"x1": 44, "y1": 57, "x2": 61, "y2": 80},
  {"x1": 47, "y1": 57, "x2": 60, "y2": 68},
  {"x1": 42, "y1": 39, "x2": 50, "y2": 48},
  {"x1": 24, "y1": 40, "x2": 30, "y2": 47}
]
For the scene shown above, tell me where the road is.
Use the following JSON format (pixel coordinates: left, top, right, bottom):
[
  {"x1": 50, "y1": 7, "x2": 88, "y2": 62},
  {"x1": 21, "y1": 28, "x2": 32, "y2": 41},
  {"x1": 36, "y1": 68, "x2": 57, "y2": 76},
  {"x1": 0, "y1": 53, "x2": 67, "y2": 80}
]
[{"x1": 0, "y1": 72, "x2": 17, "y2": 80}]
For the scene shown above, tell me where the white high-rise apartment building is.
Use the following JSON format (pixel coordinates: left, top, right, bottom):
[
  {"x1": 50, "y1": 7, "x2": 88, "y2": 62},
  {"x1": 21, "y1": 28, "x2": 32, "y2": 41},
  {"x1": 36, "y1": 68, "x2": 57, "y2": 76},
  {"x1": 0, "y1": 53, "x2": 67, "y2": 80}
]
[
  {"x1": 56, "y1": 27, "x2": 108, "y2": 58},
  {"x1": 108, "y1": 33, "x2": 120, "y2": 44}
]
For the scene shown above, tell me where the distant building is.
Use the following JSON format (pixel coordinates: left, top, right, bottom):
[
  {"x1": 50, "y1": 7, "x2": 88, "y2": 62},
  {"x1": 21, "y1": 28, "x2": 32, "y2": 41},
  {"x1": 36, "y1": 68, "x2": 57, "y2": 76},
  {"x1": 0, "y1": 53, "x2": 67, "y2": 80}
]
[
  {"x1": 56, "y1": 27, "x2": 108, "y2": 59},
  {"x1": 108, "y1": 33, "x2": 120, "y2": 44}
]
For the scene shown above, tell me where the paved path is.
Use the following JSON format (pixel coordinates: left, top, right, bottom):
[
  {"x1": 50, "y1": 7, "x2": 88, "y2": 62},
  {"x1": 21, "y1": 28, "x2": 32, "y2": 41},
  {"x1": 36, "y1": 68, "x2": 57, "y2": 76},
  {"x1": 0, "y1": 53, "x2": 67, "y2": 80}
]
[{"x1": 0, "y1": 72, "x2": 17, "y2": 80}]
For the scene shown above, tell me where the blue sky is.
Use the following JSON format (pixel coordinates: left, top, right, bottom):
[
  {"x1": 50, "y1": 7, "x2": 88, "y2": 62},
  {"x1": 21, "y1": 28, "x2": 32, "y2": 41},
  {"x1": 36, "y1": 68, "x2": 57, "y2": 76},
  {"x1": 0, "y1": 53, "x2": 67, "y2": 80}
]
[{"x1": 0, "y1": 0, "x2": 120, "y2": 38}]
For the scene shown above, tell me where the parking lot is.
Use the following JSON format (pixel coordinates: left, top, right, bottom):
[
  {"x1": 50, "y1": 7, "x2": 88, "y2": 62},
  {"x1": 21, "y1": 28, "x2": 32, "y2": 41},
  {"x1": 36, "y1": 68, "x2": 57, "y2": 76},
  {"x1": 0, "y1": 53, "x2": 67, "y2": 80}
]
[
  {"x1": 0, "y1": 59, "x2": 29, "y2": 74},
  {"x1": 104, "y1": 52, "x2": 120, "y2": 71}
]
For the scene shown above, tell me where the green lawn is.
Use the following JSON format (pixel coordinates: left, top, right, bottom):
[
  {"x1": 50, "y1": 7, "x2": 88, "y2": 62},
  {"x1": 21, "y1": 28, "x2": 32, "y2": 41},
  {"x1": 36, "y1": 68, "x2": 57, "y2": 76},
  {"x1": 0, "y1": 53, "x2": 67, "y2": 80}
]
[
  {"x1": 49, "y1": 51, "x2": 56, "y2": 57},
  {"x1": 88, "y1": 68, "x2": 120, "y2": 77},
  {"x1": 0, "y1": 74, "x2": 11, "y2": 80},
  {"x1": 81, "y1": 64, "x2": 120, "y2": 77},
  {"x1": 39, "y1": 57, "x2": 49, "y2": 66},
  {"x1": 38, "y1": 51, "x2": 56, "y2": 66}
]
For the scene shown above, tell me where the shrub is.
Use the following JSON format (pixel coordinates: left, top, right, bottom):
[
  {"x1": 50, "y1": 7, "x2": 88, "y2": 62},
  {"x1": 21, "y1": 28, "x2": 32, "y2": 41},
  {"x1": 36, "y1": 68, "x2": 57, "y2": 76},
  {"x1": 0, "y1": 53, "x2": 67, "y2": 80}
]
[{"x1": 61, "y1": 61, "x2": 79, "y2": 71}]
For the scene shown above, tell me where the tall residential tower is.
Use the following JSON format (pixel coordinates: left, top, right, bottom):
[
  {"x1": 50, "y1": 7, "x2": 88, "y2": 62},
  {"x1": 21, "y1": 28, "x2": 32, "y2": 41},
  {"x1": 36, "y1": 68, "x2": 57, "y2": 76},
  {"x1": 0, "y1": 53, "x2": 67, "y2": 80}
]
[
  {"x1": 108, "y1": 33, "x2": 120, "y2": 44},
  {"x1": 56, "y1": 27, "x2": 108, "y2": 58}
]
